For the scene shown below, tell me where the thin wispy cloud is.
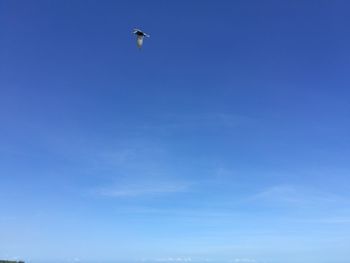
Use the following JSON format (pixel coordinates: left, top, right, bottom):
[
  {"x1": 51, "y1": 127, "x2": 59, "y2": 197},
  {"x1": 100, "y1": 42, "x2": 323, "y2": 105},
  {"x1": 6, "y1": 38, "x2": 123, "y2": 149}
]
[
  {"x1": 135, "y1": 112, "x2": 256, "y2": 133},
  {"x1": 295, "y1": 216, "x2": 350, "y2": 224},
  {"x1": 96, "y1": 181, "x2": 190, "y2": 198},
  {"x1": 233, "y1": 259, "x2": 257, "y2": 263},
  {"x1": 248, "y1": 184, "x2": 346, "y2": 207},
  {"x1": 155, "y1": 257, "x2": 193, "y2": 262}
]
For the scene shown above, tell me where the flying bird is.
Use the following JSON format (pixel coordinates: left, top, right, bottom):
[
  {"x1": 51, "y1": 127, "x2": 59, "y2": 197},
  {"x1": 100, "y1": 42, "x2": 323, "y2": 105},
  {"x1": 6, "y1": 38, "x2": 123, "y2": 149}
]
[{"x1": 133, "y1": 28, "x2": 150, "y2": 49}]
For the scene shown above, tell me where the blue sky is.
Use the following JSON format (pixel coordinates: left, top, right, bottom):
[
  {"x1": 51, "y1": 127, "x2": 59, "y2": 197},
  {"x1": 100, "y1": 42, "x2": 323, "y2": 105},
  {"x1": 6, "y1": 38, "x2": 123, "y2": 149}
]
[{"x1": 1, "y1": 1, "x2": 350, "y2": 262}]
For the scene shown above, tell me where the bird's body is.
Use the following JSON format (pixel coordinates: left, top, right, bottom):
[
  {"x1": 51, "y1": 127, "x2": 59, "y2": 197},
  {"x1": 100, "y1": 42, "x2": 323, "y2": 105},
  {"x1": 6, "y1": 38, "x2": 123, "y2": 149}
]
[{"x1": 133, "y1": 28, "x2": 150, "y2": 49}]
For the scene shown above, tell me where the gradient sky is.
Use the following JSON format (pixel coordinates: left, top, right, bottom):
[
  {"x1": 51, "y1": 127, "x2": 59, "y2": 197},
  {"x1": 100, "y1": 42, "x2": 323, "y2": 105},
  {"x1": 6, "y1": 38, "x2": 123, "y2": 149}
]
[{"x1": 1, "y1": 1, "x2": 350, "y2": 263}]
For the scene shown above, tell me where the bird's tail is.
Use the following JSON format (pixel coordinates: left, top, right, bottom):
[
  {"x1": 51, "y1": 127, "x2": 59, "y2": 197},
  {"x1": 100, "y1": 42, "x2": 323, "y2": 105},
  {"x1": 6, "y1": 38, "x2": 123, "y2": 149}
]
[{"x1": 137, "y1": 36, "x2": 143, "y2": 48}]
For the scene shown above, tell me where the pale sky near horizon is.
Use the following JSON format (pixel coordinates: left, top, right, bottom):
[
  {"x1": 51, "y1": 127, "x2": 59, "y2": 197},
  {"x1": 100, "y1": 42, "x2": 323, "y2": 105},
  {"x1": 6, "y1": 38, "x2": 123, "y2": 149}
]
[{"x1": 1, "y1": 1, "x2": 350, "y2": 263}]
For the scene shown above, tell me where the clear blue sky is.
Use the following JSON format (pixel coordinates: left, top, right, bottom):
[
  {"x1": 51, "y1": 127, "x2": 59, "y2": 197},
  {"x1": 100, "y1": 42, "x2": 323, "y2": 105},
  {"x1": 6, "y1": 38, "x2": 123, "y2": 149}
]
[{"x1": 1, "y1": 1, "x2": 350, "y2": 263}]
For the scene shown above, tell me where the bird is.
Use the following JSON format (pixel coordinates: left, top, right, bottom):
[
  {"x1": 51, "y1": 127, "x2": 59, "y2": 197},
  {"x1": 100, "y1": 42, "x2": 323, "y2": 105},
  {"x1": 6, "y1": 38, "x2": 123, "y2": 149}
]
[{"x1": 133, "y1": 28, "x2": 150, "y2": 49}]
